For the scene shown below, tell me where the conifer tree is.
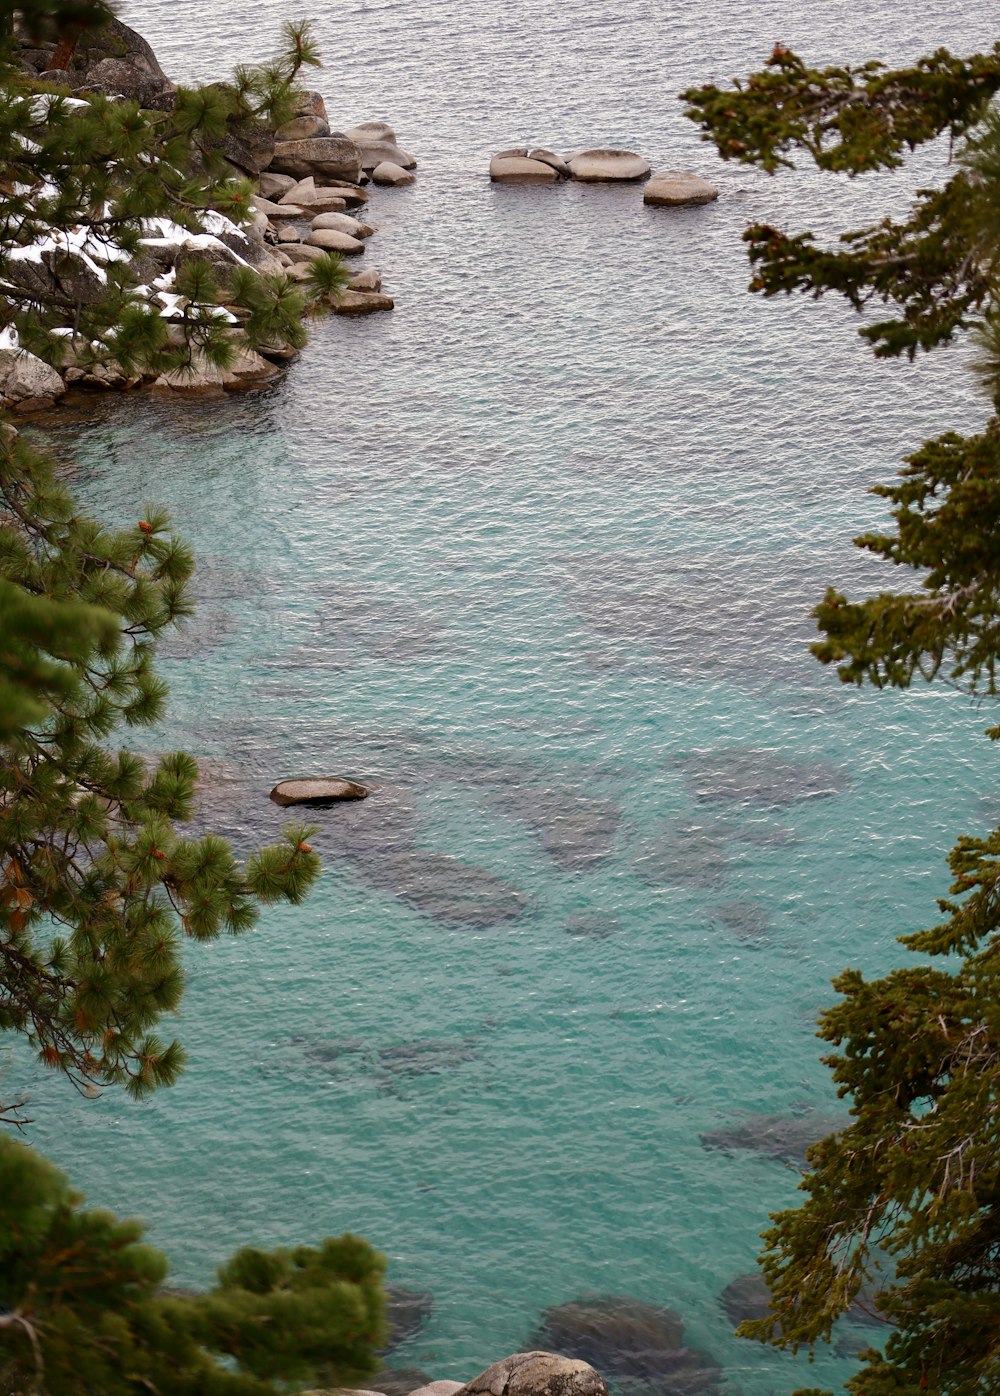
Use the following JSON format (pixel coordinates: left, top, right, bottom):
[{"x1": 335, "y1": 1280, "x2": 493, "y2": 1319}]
[
  {"x1": 0, "y1": 7, "x2": 385, "y2": 1393},
  {"x1": 685, "y1": 46, "x2": 1000, "y2": 1396}
]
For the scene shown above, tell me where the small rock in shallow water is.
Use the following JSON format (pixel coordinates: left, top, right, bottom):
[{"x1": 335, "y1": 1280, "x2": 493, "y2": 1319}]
[
  {"x1": 372, "y1": 160, "x2": 416, "y2": 185},
  {"x1": 333, "y1": 290, "x2": 394, "y2": 315},
  {"x1": 305, "y1": 228, "x2": 366, "y2": 254},
  {"x1": 269, "y1": 776, "x2": 369, "y2": 806}
]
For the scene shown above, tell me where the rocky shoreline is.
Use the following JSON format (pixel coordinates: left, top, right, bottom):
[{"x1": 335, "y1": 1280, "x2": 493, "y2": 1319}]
[{"x1": 0, "y1": 17, "x2": 408, "y2": 411}]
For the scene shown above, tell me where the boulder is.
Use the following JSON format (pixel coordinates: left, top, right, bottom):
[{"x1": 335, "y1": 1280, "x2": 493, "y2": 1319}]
[
  {"x1": 268, "y1": 135, "x2": 363, "y2": 183},
  {"x1": 381, "y1": 1284, "x2": 433, "y2": 1351},
  {"x1": 311, "y1": 211, "x2": 369, "y2": 236},
  {"x1": 71, "y1": 17, "x2": 169, "y2": 82},
  {"x1": 527, "y1": 148, "x2": 571, "y2": 177},
  {"x1": 567, "y1": 149, "x2": 650, "y2": 182},
  {"x1": 0, "y1": 348, "x2": 66, "y2": 410},
  {"x1": 454, "y1": 1353, "x2": 607, "y2": 1396},
  {"x1": 292, "y1": 89, "x2": 328, "y2": 120},
  {"x1": 409, "y1": 1385, "x2": 465, "y2": 1396},
  {"x1": 344, "y1": 121, "x2": 417, "y2": 171},
  {"x1": 347, "y1": 267, "x2": 382, "y2": 291},
  {"x1": 253, "y1": 195, "x2": 298, "y2": 218},
  {"x1": 279, "y1": 178, "x2": 351, "y2": 212},
  {"x1": 372, "y1": 161, "x2": 415, "y2": 186},
  {"x1": 490, "y1": 155, "x2": 558, "y2": 184},
  {"x1": 493, "y1": 147, "x2": 528, "y2": 158},
  {"x1": 644, "y1": 171, "x2": 718, "y2": 206},
  {"x1": 259, "y1": 171, "x2": 297, "y2": 200},
  {"x1": 275, "y1": 114, "x2": 331, "y2": 142},
  {"x1": 151, "y1": 346, "x2": 278, "y2": 396},
  {"x1": 279, "y1": 243, "x2": 329, "y2": 264},
  {"x1": 274, "y1": 223, "x2": 302, "y2": 242},
  {"x1": 81, "y1": 56, "x2": 174, "y2": 106},
  {"x1": 270, "y1": 777, "x2": 370, "y2": 806},
  {"x1": 333, "y1": 290, "x2": 394, "y2": 315},
  {"x1": 305, "y1": 229, "x2": 365, "y2": 255}
]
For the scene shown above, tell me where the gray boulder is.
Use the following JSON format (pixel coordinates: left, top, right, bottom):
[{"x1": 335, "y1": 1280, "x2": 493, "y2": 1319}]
[
  {"x1": 490, "y1": 155, "x2": 558, "y2": 184},
  {"x1": 268, "y1": 135, "x2": 363, "y2": 182},
  {"x1": 81, "y1": 56, "x2": 175, "y2": 106},
  {"x1": 333, "y1": 289, "x2": 394, "y2": 315},
  {"x1": 347, "y1": 267, "x2": 382, "y2": 291},
  {"x1": 305, "y1": 229, "x2": 365, "y2": 254},
  {"x1": 258, "y1": 171, "x2": 297, "y2": 199},
  {"x1": 311, "y1": 211, "x2": 370, "y2": 236},
  {"x1": 344, "y1": 121, "x2": 417, "y2": 171},
  {"x1": 275, "y1": 114, "x2": 331, "y2": 142},
  {"x1": 270, "y1": 777, "x2": 370, "y2": 806},
  {"x1": 567, "y1": 149, "x2": 650, "y2": 182},
  {"x1": 644, "y1": 171, "x2": 718, "y2": 206},
  {"x1": 372, "y1": 161, "x2": 415, "y2": 186},
  {"x1": 455, "y1": 1354, "x2": 607, "y2": 1396},
  {"x1": 0, "y1": 349, "x2": 66, "y2": 410},
  {"x1": 527, "y1": 148, "x2": 571, "y2": 177}
]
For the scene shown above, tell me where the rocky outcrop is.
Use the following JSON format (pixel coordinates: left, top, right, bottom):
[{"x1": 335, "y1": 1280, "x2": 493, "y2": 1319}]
[
  {"x1": 567, "y1": 149, "x2": 650, "y2": 182},
  {"x1": 644, "y1": 171, "x2": 718, "y2": 206},
  {"x1": 269, "y1": 777, "x2": 370, "y2": 806},
  {"x1": 0, "y1": 347, "x2": 67, "y2": 411},
  {"x1": 455, "y1": 1353, "x2": 607, "y2": 1396}
]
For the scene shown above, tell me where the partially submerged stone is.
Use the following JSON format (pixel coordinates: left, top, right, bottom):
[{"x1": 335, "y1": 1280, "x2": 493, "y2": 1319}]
[
  {"x1": 305, "y1": 228, "x2": 366, "y2": 254},
  {"x1": 333, "y1": 290, "x2": 395, "y2": 315},
  {"x1": 527, "y1": 148, "x2": 571, "y2": 177},
  {"x1": 644, "y1": 170, "x2": 718, "y2": 206},
  {"x1": 268, "y1": 134, "x2": 363, "y2": 183},
  {"x1": 372, "y1": 161, "x2": 415, "y2": 186},
  {"x1": 270, "y1": 777, "x2": 370, "y2": 806},
  {"x1": 568, "y1": 149, "x2": 650, "y2": 182},
  {"x1": 490, "y1": 155, "x2": 559, "y2": 184}
]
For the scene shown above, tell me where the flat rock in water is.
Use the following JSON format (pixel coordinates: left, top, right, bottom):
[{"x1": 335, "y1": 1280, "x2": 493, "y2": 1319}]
[
  {"x1": 305, "y1": 228, "x2": 366, "y2": 254},
  {"x1": 334, "y1": 290, "x2": 394, "y2": 314},
  {"x1": 270, "y1": 777, "x2": 370, "y2": 806},
  {"x1": 281, "y1": 242, "x2": 332, "y2": 264},
  {"x1": 568, "y1": 149, "x2": 650, "y2": 182},
  {"x1": 644, "y1": 170, "x2": 718, "y2": 206},
  {"x1": 490, "y1": 154, "x2": 559, "y2": 184},
  {"x1": 372, "y1": 160, "x2": 416, "y2": 185}
]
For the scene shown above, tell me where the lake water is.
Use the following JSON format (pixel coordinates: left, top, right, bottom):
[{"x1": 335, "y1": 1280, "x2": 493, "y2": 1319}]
[{"x1": 16, "y1": 1, "x2": 1000, "y2": 1392}]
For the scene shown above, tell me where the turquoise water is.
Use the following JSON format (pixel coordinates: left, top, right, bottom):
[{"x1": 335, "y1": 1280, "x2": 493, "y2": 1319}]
[{"x1": 15, "y1": 1, "x2": 1000, "y2": 1391}]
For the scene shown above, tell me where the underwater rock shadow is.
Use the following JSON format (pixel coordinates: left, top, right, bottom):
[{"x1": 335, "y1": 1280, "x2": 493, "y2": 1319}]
[
  {"x1": 529, "y1": 1295, "x2": 723, "y2": 1396},
  {"x1": 700, "y1": 1111, "x2": 846, "y2": 1167},
  {"x1": 675, "y1": 746, "x2": 849, "y2": 809}
]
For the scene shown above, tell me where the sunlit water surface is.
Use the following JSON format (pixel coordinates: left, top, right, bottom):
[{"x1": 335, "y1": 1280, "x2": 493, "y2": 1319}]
[{"x1": 15, "y1": 1, "x2": 1000, "y2": 1391}]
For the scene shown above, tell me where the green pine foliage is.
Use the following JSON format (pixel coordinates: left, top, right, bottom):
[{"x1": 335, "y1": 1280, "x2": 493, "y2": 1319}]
[
  {"x1": 686, "y1": 44, "x2": 1000, "y2": 1396},
  {"x1": 0, "y1": 426, "x2": 321, "y2": 1108},
  {"x1": 0, "y1": 1133, "x2": 386, "y2": 1395}
]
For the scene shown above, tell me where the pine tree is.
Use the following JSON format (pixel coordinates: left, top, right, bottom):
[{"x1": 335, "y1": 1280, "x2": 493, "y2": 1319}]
[
  {"x1": 0, "y1": 7, "x2": 384, "y2": 1392},
  {"x1": 0, "y1": 1132, "x2": 386, "y2": 1396},
  {"x1": 684, "y1": 47, "x2": 1000, "y2": 1396}
]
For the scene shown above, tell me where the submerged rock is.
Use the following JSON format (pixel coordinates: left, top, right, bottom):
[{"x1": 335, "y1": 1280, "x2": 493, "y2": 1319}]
[
  {"x1": 635, "y1": 820, "x2": 727, "y2": 889},
  {"x1": 713, "y1": 900, "x2": 772, "y2": 943},
  {"x1": 676, "y1": 747, "x2": 849, "y2": 808},
  {"x1": 565, "y1": 913, "x2": 621, "y2": 939},
  {"x1": 381, "y1": 1284, "x2": 434, "y2": 1351},
  {"x1": 700, "y1": 1111, "x2": 845, "y2": 1165},
  {"x1": 269, "y1": 776, "x2": 370, "y2": 806},
  {"x1": 530, "y1": 1298, "x2": 721, "y2": 1396},
  {"x1": 718, "y1": 1273, "x2": 771, "y2": 1328}
]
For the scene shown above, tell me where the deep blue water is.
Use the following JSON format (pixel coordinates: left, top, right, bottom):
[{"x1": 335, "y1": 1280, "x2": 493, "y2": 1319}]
[{"x1": 14, "y1": 2, "x2": 1000, "y2": 1392}]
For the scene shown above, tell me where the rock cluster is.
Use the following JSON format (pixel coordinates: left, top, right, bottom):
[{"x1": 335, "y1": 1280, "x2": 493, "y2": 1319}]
[
  {"x1": 2, "y1": 22, "x2": 405, "y2": 410},
  {"x1": 489, "y1": 145, "x2": 718, "y2": 205}
]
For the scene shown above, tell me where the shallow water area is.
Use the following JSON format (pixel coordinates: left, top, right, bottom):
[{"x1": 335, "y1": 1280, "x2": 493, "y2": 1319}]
[{"x1": 15, "y1": 1, "x2": 1000, "y2": 1391}]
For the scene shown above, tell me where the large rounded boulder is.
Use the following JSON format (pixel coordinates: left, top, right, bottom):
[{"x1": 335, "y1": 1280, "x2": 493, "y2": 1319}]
[
  {"x1": 270, "y1": 777, "x2": 370, "y2": 806},
  {"x1": 454, "y1": 1352, "x2": 607, "y2": 1396},
  {"x1": 567, "y1": 149, "x2": 650, "y2": 182}
]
